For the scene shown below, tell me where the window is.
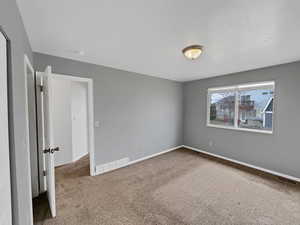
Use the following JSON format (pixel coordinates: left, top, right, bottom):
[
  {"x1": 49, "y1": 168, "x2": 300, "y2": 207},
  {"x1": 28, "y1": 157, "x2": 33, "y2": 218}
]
[
  {"x1": 209, "y1": 91, "x2": 235, "y2": 127},
  {"x1": 207, "y1": 81, "x2": 275, "y2": 134}
]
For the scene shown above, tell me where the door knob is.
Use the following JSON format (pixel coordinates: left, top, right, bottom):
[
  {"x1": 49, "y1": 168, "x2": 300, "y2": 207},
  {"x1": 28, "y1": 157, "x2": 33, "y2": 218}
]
[
  {"x1": 43, "y1": 147, "x2": 60, "y2": 154},
  {"x1": 50, "y1": 147, "x2": 59, "y2": 154}
]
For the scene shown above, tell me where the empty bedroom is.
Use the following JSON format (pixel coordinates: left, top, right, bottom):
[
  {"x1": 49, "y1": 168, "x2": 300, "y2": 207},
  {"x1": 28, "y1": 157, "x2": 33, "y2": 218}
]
[{"x1": 1, "y1": 1, "x2": 300, "y2": 225}]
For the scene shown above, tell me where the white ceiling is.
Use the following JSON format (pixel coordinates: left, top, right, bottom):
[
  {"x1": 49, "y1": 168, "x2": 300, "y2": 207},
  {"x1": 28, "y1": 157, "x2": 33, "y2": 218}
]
[{"x1": 17, "y1": 0, "x2": 300, "y2": 81}]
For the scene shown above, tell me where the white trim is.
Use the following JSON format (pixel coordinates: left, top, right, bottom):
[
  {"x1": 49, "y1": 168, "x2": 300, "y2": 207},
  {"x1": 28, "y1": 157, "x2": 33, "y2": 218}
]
[
  {"x1": 72, "y1": 152, "x2": 89, "y2": 163},
  {"x1": 208, "y1": 85, "x2": 236, "y2": 92},
  {"x1": 206, "y1": 124, "x2": 273, "y2": 134},
  {"x1": 36, "y1": 72, "x2": 96, "y2": 176},
  {"x1": 234, "y1": 89, "x2": 239, "y2": 127},
  {"x1": 54, "y1": 73, "x2": 95, "y2": 176},
  {"x1": 208, "y1": 81, "x2": 275, "y2": 92},
  {"x1": 207, "y1": 80, "x2": 275, "y2": 134},
  {"x1": 35, "y1": 73, "x2": 46, "y2": 193},
  {"x1": 24, "y1": 55, "x2": 40, "y2": 197},
  {"x1": 0, "y1": 31, "x2": 12, "y2": 225},
  {"x1": 95, "y1": 146, "x2": 183, "y2": 176},
  {"x1": 238, "y1": 81, "x2": 275, "y2": 89},
  {"x1": 23, "y1": 55, "x2": 34, "y2": 224},
  {"x1": 87, "y1": 79, "x2": 96, "y2": 176},
  {"x1": 24, "y1": 54, "x2": 34, "y2": 74},
  {"x1": 51, "y1": 73, "x2": 91, "y2": 82},
  {"x1": 206, "y1": 91, "x2": 211, "y2": 127},
  {"x1": 183, "y1": 145, "x2": 300, "y2": 183}
]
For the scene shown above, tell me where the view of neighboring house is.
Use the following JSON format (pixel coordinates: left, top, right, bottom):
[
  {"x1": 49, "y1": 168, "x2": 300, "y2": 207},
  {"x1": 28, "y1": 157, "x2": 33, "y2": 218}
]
[
  {"x1": 239, "y1": 95, "x2": 256, "y2": 120},
  {"x1": 262, "y1": 97, "x2": 273, "y2": 129},
  {"x1": 211, "y1": 94, "x2": 273, "y2": 130},
  {"x1": 210, "y1": 95, "x2": 235, "y2": 125},
  {"x1": 238, "y1": 94, "x2": 263, "y2": 129},
  {"x1": 239, "y1": 95, "x2": 273, "y2": 130}
]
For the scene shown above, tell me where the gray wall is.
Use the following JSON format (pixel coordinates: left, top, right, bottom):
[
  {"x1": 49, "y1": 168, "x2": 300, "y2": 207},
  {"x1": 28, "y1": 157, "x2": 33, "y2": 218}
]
[
  {"x1": 34, "y1": 53, "x2": 183, "y2": 167},
  {"x1": 2, "y1": 1, "x2": 299, "y2": 223},
  {"x1": 1, "y1": 0, "x2": 34, "y2": 225},
  {"x1": 183, "y1": 61, "x2": 300, "y2": 178}
]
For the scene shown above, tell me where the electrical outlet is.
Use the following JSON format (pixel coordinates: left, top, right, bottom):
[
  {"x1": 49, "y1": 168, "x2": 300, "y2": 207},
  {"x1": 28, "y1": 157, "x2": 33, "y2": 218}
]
[{"x1": 209, "y1": 140, "x2": 213, "y2": 147}]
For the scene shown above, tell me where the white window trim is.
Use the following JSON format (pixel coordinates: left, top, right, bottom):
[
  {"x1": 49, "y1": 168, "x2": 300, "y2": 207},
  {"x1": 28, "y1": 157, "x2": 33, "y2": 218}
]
[{"x1": 207, "y1": 81, "x2": 275, "y2": 134}]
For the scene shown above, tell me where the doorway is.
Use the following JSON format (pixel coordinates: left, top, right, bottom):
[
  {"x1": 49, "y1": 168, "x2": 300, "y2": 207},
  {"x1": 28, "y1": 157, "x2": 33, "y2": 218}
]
[
  {"x1": 34, "y1": 71, "x2": 95, "y2": 219},
  {"x1": 50, "y1": 75, "x2": 92, "y2": 168}
]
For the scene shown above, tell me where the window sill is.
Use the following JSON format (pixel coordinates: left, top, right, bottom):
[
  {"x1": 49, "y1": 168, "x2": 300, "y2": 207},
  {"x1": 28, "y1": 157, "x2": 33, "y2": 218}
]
[{"x1": 207, "y1": 124, "x2": 273, "y2": 134}]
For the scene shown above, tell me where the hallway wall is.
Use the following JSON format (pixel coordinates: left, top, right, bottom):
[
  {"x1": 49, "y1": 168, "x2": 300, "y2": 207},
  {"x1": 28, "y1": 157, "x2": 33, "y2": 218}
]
[
  {"x1": 51, "y1": 78, "x2": 73, "y2": 167},
  {"x1": 71, "y1": 82, "x2": 89, "y2": 161},
  {"x1": 0, "y1": 0, "x2": 34, "y2": 224}
]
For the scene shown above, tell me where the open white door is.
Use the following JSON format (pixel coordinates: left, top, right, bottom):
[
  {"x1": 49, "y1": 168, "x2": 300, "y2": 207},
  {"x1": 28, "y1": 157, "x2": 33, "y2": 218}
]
[
  {"x1": 42, "y1": 66, "x2": 58, "y2": 217},
  {"x1": 0, "y1": 29, "x2": 12, "y2": 225}
]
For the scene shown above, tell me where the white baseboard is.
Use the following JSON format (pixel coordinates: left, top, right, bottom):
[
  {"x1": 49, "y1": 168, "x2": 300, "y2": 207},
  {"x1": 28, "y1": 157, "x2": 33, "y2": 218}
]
[
  {"x1": 95, "y1": 145, "x2": 183, "y2": 176},
  {"x1": 183, "y1": 145, "x2": 300, "y2": 183},
  {"x1": 73, "y1": 152, "x2": 89, "y2": 163}
]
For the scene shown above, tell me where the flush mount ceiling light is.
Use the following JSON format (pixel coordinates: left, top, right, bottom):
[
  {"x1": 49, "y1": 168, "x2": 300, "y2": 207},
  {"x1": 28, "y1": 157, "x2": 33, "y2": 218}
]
[{"x1": 182, "y1": 45, "x2": 203, "y2": 60}]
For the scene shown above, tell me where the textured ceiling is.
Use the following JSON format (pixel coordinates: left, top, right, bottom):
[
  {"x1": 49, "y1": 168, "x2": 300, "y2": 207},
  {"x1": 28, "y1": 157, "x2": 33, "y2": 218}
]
[{"x1": 17, "y1": 0, "x2": 300, "y2": 81}]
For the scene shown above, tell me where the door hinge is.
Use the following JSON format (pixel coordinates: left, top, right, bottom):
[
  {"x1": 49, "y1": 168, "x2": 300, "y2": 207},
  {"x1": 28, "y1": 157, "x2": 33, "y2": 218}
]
[
  {"x1": 39, "y1": 85, "x2": 44, "y2": 92},
  {"x1": 43, "y1": 170, "x2": 46, "y2": 176}
]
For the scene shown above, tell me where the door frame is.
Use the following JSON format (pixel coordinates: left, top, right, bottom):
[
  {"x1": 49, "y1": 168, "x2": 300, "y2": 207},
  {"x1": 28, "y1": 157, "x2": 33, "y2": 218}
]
[
  {"x1": 36, "y1": 72, "x2": 46, "y2": 193},
  {"x1": 24, "y1": 54, "x2": 40, "y2": 198},
  {"x1": 36, "y1": 72, "x2": 96, "y2": 176},
  {"x1": 52, "y1": 74, "x2": 95, "y2": 176},
  {"x1": 0, "y1": 26, "x2": 12, "y2": 225},
  {"x1": 23, "y1": 54, "x2": 34, "y2": 224}
]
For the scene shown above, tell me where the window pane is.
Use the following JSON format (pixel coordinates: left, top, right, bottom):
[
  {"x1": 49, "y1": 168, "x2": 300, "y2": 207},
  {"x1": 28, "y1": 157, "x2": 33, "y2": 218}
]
[
  {"x1": 238, "y1": 88, "x2": 274, "y2": 131},
  {"x1": 209, "y1": 92, "x2": 235, "y2": 127}
]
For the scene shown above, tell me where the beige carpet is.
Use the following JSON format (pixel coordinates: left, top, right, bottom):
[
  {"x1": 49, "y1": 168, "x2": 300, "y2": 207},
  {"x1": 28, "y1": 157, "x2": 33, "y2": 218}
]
[{"x1": 34, "y1": 148, "x2": 300, "y2": 225}]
